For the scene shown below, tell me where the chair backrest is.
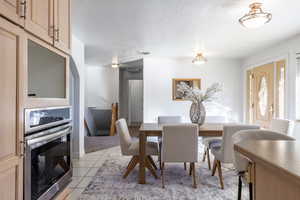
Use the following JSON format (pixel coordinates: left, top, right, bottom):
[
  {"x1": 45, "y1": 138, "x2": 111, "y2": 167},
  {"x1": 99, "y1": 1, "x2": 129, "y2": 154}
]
[
  {"x1": 158, "y1": 116, "x2": 182, "y2": 124},
  {"x1": 116, "y1": 119, "x2": 132, "y2": 155},
  {"x1": 232, "y1": 129, "x2": 295, "y2": 172},
  {"x1": 162, "y1": 124, "x2": 198, "y2": 163},
  {"x1": 220, "y1": 125, "x2": 260, "y2": 163},
  {"x1": 269, "y1": 119, "x2": 293, "y2": 135}
]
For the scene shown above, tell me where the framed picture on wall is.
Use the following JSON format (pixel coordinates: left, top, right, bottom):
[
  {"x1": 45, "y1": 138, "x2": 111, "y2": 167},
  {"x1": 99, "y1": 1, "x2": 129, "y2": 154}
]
[{"x1": 172, "y1": 78, "x2": 201, "y2": 101}]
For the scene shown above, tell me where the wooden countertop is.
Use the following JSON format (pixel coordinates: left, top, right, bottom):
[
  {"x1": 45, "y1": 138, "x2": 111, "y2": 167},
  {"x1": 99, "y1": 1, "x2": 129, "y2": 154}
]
[{"x1": 234, "y1": 141, "x2": 300, "y2": 185}]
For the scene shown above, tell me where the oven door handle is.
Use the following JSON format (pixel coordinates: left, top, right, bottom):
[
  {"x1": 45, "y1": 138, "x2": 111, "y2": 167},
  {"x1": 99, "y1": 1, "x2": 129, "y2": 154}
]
[{"x1": 27, "y1": 127, "x2": 71, "y2": 147}]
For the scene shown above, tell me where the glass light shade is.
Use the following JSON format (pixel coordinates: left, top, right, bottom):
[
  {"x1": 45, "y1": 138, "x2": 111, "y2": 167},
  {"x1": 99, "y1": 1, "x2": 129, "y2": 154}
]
[
  {"x1": 239, "y1": 3, "x2": 272, "y2": 29},
  {"x1": 111, "y1": 63, "x2": 119, "y2": 68},
  {"x1": 192, "y1": 53, "x2": 207, "y2": 65}
]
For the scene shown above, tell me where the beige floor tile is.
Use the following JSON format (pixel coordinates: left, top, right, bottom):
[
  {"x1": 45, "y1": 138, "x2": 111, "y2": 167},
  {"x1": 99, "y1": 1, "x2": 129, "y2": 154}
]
[
  {"x1": 72, "y1": 160, "x2": 97, "y2": 168},
  {"x1": 76, "y1": 177, "x2": 93, "y2": 188},
  {"x1": 93, "y1": 159, "x2": 105, "y2": 167},
  {"x1": 65, "y1": 188, "x2": 84, "y2": 200},
  {"x1": 68, "y1": 176, "x2": 83, "y2": 188},
  {"x1": 72, "y1": 167, "x2": 90, "y2": 177},
  {"x1": 85, "y1": 167, "x2": 99, "y2": 177}
]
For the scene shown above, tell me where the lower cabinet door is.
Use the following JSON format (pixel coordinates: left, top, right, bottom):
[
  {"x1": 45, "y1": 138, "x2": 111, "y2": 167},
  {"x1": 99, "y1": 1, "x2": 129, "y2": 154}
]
[{"x1": 0, "y1": 16, "x2": 24, "y2": 200}]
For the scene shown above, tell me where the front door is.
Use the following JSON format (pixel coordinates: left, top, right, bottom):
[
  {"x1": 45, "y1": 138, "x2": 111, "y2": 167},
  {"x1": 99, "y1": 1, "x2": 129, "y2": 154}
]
[{"x1": 247, "y1": 63, "x2": 275, "y2": 128}]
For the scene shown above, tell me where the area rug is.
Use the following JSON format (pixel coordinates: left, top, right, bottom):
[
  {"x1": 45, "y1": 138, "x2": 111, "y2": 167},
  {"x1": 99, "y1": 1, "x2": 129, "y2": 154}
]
[
  {"x1": 84, "y1": 136, "x2": 120, "y2": 153},
  {"x1": 80, "y1": 145, "x2": 249, "y2": 200}
]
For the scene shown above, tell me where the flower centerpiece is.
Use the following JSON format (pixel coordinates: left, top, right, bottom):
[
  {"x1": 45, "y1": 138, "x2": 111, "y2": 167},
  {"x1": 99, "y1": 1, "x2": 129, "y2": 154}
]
[{"x1": 177, "y1": 82, "x2": 222, "y2": 125}]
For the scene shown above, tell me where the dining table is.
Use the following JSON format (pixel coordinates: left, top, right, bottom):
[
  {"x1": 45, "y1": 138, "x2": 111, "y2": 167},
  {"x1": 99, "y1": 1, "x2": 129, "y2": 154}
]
[{"x1": 138, "y1": 123, "x2": 224, "y2": 184}]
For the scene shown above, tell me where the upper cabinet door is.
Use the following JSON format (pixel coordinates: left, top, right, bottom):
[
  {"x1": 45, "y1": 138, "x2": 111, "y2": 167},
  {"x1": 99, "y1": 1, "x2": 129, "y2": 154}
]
[
  {"x1": 0, "y1": 0, "x2": 24, "y2": 26},
  {"x1": 0, "y1": 17, "x2": 24, "y2": 200},
  {"x1": 54, "y1": 0, "x2": 71, "y2": 53},
  {"x1": 25, "y1": 0, "x2": 53, "y2": 44}
]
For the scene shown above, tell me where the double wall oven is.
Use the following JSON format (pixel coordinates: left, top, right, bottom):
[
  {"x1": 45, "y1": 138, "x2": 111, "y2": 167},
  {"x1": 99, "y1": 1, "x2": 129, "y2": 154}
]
[{"x1": 24, "y1": 106, "x2": 72, "y2": 200}]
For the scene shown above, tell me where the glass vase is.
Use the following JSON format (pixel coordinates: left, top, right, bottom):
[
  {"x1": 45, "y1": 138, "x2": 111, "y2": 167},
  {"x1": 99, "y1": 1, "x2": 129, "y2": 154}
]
[{"x1": 189, "y1": 101, "x2": 206, "y2": 126}]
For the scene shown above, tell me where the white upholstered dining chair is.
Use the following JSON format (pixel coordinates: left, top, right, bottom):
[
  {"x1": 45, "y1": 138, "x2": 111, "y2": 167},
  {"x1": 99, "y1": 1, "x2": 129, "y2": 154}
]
[
  {"x1": 116, "y1": 119, "x2": 159, "y2": 179},
  {"x1": 161, "y1": 124, "x2": 198, "y2": 188},
  {"x1": 155, "y1": 116, "x2": 183, "y2": 169},
  {"x1": 269, "y1": 118, "x2": 294, "y2": 135},
  {"x1": 232, "y1": 130, "x2": 295, "y2": 200},
  {"x1": 210, "y1": 124, "x2": 260, "y2": 189}
]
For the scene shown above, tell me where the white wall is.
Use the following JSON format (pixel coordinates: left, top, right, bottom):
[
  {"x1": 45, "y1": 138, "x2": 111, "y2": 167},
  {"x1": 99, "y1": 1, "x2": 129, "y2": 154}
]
[
  {"x1": 71, "y1": 36, "x2": 85, "y2": 158},
  {"x1": 241, "y1": 34, "x2": 300, "y2": 140},
  {"x1": 85, "y1": 66, "x2": 119, "y2": 109},
  {"x1": 143, "y1": 57, "x2": 243, "y2": 123}
]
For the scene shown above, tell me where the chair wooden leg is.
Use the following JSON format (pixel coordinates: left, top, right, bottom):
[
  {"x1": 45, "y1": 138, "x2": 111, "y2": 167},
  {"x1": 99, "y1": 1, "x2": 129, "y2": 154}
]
[
  {"x1": 161, "y1": 162, "x2": 165, "y2": 188},
  {"x1": 126, "y1": 156, "x2": 135, "y2": 169},
  {"x1": 192, "y1": 162, "x2": 197, "y2": 188},
  {"x1": 189, "y1": 163, "x2": 192, "y2": 176},
  {"x1": 145, "y1": 157, "x2": 158, "y2": 179},
  {"x1": 184, "y1": 162, "x2": 187, "y2": 170},
  {"x1": 207, "y1": 148, "x2": 211, "y2": 170},
  {"x1": 147, "y1": 156, "x2": 158, "y2": 170},
  {"x1": 238, "y1": 175, "x2": 242, "y2": 200},
  {"x1": 123, "y1": 156, "x2": 139, "y2": 179},
  {"x1": 216, "y1": 160, "x2": 224, "y2": 189},
  {"x1": 202, "y1": 147, "x2": 207, "y2": 162},
  {"x1": 212, "y1": 159, "x2": 217, "y2": 176}
]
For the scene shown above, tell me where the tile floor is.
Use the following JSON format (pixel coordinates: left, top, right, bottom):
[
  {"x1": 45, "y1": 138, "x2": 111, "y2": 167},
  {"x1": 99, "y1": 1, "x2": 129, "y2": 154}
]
[{"x1": 65, "y1": 150, "x2": 106, "y2": 199}]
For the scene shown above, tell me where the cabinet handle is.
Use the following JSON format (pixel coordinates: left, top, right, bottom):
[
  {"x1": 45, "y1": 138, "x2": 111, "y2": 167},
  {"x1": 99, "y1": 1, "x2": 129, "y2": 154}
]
[
  {"x1": 20, "y1": 1, "x2": 27, "y2": 18},
  {"x1": 49, "y1": 25, "x2": 54, "y2": 38},
  {"x1": 54, "y1": 29, "x2": 60, "y2": 42}
]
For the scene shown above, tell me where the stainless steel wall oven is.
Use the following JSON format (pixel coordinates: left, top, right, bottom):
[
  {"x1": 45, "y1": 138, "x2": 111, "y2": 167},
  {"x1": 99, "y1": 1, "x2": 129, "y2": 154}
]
[{"x1": 24, "y1": 106, "x2": 72, "y2": 200}]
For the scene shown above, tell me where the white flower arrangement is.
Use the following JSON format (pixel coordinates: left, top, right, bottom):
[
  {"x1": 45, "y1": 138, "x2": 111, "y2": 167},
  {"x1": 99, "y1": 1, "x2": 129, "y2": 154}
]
[{"x1": 177, "y1": 82, "x2": 222, "y2": 104}]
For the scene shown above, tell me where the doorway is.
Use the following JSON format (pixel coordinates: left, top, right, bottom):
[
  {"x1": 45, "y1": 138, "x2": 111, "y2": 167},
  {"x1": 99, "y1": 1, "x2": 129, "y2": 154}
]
[
  {"x1": 119, "y1": 59, "x2": 143, "y2": 127},
  {"x1": 128, "y1": 80, "x2": 143, "y2": 125},
  {"x1": 246, "y1": 60, "x2": 286, "y2": 127}
]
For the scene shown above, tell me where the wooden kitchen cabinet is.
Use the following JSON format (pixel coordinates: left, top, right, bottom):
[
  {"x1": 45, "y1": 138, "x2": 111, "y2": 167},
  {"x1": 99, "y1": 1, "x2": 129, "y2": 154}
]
[
  {"x1": 0, "y1": 17, "x2": 25, "y2": 200},
  {"x1": 54, "y1": 0, "x2": 71, "y2": 53},
  {"x1": 0, "y1": 0, "x2": 24, "y2": 26},
  {"x1": 25, "y1": 0, "x2": 54, "y2": 44},
  {"x1": 24, "y1": 0, "x2": 71, "y2": 53}
]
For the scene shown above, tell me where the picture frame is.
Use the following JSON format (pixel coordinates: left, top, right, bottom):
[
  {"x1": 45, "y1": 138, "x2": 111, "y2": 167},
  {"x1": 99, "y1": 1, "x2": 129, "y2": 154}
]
[{"x1": 172, "y1": 78, "x2": 201, "y2": 101}]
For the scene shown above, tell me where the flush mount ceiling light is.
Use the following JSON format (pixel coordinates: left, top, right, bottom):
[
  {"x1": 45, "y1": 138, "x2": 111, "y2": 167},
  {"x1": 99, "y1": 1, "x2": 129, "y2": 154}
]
[
  {"x1": 192, "y1": 53, "x2": 207, "y2": 65},
  {"x1": 111, "y1": 63, "x2": 119, "y2": 68},
  {"x1": 239, "y1": 2, "x2": 272, "y2": 29}
]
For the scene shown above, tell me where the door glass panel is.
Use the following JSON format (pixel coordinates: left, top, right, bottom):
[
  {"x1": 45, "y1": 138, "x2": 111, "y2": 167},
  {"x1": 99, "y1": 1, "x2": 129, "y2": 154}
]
[
  {"x1": 30, "y1": 134, "x2": 70, "y2": 200},
  {"x1": 258, "y1": 76, "x2": 268, "y2": 116}
]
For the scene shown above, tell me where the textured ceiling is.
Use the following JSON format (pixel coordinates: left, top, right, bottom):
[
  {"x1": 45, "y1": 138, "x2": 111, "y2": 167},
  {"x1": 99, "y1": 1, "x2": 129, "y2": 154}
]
[{"x1": 72, "y1": 0, "x2": 300, "y2": 66}]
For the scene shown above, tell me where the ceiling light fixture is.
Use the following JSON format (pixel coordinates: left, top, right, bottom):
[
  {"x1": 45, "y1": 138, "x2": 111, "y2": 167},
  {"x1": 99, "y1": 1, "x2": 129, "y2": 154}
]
[
  {"x1": 111, "y1": 63, "x2": 119, "y2": 68},
  {"x1": 239, "y1": 2, "x2": 272, "y2": 29},
  {"x1": 192, "y1": 53, "x2": 207, "y2": 65}
]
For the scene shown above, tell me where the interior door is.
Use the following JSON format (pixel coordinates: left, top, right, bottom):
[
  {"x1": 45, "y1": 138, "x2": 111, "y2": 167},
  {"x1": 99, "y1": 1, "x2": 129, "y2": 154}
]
[
  {"x1": 251, "y1": 63, "x2": 275, "y2": 128},
  {"x1": 0, "y1": 17, "x2": 24, "y2": 200},
  {"x1": 0, "y1": 0, "x2": 24, "y2": 26},
  {"x1": 54, "y1": 0, "x2": 70, "y2": 53},
  {"x1": 25, "y1": 0, "x2": 53, "y2": 43}
]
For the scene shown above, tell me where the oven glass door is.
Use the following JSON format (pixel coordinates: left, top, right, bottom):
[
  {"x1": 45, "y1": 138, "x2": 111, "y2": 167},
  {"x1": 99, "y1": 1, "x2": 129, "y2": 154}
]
[{"x1": 29, "y1": 132, "x2": 70, "y2": 200}]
